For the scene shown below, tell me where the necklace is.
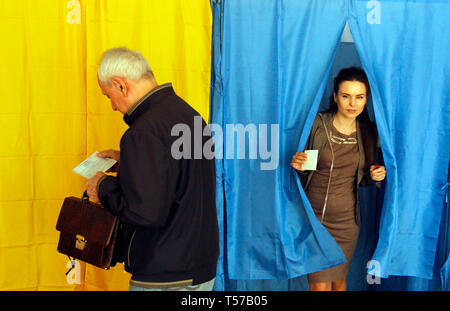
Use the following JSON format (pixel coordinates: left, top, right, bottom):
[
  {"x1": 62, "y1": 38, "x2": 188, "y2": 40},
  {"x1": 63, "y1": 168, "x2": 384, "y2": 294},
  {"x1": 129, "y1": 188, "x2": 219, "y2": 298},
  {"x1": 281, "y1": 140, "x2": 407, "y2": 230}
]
[
  {"x1": 330, "y1": 124, "x2": 357, "y2": 144},
  {"x1": 330, "y1": 131, "x2": 357, "y2": 145}
]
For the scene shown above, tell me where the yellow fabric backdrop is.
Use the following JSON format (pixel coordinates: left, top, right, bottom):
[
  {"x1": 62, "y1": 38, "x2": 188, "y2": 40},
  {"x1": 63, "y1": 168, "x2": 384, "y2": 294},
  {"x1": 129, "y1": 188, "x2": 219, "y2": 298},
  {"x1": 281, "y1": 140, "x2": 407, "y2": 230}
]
[{"x1": 0, "y1": 0, "x2": 212, "y2": 290}]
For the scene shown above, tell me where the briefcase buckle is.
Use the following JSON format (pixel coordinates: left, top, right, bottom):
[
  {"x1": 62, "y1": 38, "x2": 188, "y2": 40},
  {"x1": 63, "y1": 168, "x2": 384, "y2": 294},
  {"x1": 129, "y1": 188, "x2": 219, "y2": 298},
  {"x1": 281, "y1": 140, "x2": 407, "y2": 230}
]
[{"x1": 75, "y1": 234, "x2": 87, "y2": 251}]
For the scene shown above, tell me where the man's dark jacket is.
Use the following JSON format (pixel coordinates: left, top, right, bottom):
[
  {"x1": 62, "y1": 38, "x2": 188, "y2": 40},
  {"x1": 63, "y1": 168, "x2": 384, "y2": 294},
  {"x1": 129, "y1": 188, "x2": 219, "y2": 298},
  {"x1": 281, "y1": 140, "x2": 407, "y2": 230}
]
[{"x1": 98, "y1": 83, "x2": 219, "y2": 285}]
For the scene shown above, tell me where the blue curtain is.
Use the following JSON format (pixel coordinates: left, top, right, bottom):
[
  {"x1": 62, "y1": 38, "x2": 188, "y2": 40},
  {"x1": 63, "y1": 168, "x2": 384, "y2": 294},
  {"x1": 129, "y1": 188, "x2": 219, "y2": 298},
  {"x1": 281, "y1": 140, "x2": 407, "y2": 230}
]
[
  {"x1": 210, "y1": 0, "x2": 349, "y2": 290},
  {"x1": 348, "y1": 0, "x2": 450, "y2": 281},
  {"x1": 210, "y1": 0, "x2": 450, "y2": 290}
]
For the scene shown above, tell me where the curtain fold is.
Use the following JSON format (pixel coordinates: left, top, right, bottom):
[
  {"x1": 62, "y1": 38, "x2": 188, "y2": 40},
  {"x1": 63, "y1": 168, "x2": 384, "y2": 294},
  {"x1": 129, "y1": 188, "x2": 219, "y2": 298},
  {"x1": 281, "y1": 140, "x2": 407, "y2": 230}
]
[{"x1": 441, "y1": 179, "x2": 450, "y2": 290}]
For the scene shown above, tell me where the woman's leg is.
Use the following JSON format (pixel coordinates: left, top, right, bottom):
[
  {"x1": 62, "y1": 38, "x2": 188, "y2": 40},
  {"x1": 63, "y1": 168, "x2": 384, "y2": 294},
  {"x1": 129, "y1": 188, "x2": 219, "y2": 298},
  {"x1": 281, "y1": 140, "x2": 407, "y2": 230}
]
[
  {"x1": 309, "y1": 281, "x2": 332, "y2": 291},
  {"x1": 331, "y1": 277, "x2": 346, "y2": 291}
]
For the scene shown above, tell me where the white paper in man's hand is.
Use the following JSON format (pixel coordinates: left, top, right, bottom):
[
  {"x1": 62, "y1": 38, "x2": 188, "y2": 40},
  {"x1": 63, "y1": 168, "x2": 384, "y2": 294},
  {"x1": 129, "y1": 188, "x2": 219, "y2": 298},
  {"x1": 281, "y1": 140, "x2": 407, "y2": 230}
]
[
  {"x1": 72, "y1": 151, "x2": 117, "y2": 179},
  {"x1": 302, "y1": 150, "x2": 318, "y2": 171}
]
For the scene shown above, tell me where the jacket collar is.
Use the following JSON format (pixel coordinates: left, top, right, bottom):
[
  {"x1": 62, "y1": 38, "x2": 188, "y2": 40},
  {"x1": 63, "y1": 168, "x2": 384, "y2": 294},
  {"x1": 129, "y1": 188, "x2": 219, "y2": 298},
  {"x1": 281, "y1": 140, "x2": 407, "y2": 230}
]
[{"x1": 123, "y1": 83, "x2": 173, "y2": 126}]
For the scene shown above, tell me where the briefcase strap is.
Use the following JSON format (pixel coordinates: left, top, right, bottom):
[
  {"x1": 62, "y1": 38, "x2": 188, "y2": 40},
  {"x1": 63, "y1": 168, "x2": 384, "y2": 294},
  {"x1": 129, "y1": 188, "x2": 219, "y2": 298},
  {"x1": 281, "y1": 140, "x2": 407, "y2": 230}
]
[
  {"x1": 66, "y1": 256, "x2": 76, "y2": 276},
  {"x1": 64, "y1": 191, "x2": 89, "y2": 276}
]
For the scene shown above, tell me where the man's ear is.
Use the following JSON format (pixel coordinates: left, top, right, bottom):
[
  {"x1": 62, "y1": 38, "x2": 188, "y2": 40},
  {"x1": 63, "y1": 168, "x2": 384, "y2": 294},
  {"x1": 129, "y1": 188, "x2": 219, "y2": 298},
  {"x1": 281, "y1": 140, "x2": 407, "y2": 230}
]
[{"x1": 111, "y1": 77, "x2": 128, "y2": 96}]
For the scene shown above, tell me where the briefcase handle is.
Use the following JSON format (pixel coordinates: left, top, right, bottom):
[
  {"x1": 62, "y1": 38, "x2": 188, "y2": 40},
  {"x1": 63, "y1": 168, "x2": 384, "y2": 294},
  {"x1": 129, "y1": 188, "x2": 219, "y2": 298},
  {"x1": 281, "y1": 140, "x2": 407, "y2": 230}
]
[
  {"x1": 81, "y1": 191, "x2": 102, "y2": 208},
  {"x1": 82, "y1": 191, "x2": 90, "y2": 204}
]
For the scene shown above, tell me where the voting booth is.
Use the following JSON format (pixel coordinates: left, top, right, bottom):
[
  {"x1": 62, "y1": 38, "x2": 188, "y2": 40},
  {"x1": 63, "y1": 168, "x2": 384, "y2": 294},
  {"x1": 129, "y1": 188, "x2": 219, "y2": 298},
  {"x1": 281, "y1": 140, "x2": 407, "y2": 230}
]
[{"x1": 210, "y1": 0, "x2": 450, "y2": 291}]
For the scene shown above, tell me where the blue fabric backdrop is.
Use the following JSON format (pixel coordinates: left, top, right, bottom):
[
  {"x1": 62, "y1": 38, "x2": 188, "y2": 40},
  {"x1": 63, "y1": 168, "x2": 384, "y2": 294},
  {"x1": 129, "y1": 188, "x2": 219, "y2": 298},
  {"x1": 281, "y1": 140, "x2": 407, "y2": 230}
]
[{"x1": 210, "y1": 0, "x2": 450, "y2": 291}]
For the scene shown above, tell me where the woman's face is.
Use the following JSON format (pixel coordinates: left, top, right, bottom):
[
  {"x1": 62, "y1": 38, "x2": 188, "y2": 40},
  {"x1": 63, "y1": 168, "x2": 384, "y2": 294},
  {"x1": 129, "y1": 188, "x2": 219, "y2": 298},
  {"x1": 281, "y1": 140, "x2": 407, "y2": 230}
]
[{"x1": 333, "y1": 80, "x2": 367, "y2": 120}]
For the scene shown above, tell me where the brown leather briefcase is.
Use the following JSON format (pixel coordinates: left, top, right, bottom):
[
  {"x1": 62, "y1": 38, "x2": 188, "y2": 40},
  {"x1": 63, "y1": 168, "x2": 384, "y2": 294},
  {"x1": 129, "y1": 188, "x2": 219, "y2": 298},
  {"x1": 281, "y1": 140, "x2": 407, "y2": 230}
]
[{"x1": 56, "y1": 192, "x2": 119, "y2": 270}]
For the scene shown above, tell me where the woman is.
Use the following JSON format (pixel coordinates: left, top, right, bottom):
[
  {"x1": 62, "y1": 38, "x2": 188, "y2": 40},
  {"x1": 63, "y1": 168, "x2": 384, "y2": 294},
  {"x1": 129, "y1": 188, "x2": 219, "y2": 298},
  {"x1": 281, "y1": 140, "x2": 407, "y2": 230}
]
[{"x1": 291, "y1": 67, "x2": 386, "y2": 291}]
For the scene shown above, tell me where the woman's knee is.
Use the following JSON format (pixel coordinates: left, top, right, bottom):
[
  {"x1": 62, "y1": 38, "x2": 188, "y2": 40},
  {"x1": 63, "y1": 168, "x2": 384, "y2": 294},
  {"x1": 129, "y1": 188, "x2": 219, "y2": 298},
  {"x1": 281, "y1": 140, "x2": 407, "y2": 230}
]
[
  {"x1": 309, "y1": 282, "x2": 332, "y2": 291},
  {"x1": 331, "y1": 278, "x2": 346, "y2": 291}
]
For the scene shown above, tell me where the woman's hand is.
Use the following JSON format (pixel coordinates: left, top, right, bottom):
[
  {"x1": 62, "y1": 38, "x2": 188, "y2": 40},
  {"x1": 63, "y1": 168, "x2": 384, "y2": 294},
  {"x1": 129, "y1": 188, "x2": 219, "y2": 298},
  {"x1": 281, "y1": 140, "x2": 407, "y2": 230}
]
[
  {"x1": 291, "y1": 152, "x2": 308, "y2": 172},
  {"x1": 97, "y1": 149, "x2": 120, "y2": 172},
  {"x1": 370, "y1": 165, "x2": 386, "y2": 182}
]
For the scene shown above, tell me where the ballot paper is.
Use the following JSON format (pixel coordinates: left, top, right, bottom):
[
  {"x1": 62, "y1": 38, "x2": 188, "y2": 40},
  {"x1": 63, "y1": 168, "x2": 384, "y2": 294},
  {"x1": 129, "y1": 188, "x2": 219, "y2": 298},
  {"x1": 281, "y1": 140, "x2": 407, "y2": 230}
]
[
  {"x1": 302, "y1": 149, "x2": 318, "y2": 171},
  {"x1": 72, "y1": 151, "x2": 117, "y2": 179}
]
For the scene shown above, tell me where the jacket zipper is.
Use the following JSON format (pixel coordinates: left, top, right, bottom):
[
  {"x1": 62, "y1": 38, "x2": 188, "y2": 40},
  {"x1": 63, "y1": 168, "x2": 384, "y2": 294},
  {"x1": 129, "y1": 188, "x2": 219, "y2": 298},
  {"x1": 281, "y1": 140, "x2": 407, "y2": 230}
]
[
  {"x1": 320, "y1": 115, "x2": 334, "y2": 223},
  {"x1": 127, "y1": 230, "x2": 136, "y2": 268}
]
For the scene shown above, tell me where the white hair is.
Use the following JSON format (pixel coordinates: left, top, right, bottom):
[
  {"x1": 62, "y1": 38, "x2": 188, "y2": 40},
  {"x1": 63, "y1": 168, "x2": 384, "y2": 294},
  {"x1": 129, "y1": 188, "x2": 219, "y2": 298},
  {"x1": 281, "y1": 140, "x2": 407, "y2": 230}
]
[{"x1": 98, "y1": 47, "x2": 153, "y2": 84}]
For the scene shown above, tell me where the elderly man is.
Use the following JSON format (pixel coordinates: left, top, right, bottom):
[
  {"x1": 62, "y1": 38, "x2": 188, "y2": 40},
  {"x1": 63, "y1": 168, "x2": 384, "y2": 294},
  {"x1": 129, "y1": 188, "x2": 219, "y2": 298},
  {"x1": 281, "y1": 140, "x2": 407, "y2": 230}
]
[{"x1": 85, "y1": 47, "x2": 219, "y2": 291}]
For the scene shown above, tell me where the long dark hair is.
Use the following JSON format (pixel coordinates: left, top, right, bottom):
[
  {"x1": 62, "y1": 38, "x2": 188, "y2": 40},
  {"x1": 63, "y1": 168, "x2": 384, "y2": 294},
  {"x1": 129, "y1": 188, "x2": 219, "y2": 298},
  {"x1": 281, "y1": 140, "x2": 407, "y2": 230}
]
[{"x1": 328, "y1": 67, "x2": 375, "y2": 167}]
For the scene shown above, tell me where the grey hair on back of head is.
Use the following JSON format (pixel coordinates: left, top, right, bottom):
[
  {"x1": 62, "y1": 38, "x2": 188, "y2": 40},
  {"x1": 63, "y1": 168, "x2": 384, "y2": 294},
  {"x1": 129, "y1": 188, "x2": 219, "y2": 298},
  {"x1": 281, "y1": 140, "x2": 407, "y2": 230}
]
[{"x1": 98, "y1": 47, "x2": 153, "y2": 84}]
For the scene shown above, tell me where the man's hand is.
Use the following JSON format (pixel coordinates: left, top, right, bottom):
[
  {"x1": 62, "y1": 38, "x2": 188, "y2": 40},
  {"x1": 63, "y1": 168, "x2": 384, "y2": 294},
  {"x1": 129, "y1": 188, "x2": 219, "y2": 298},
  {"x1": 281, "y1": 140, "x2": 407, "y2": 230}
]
[
  {"x1": 85, "y1": 172, "x2": 106, "y2": 203},
  {"x1": 370, "y1": 165, "x2": 386, "y2": 182},
  {"x1": 97, "y1": 149, "x2": 120, "y2": 172}
]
